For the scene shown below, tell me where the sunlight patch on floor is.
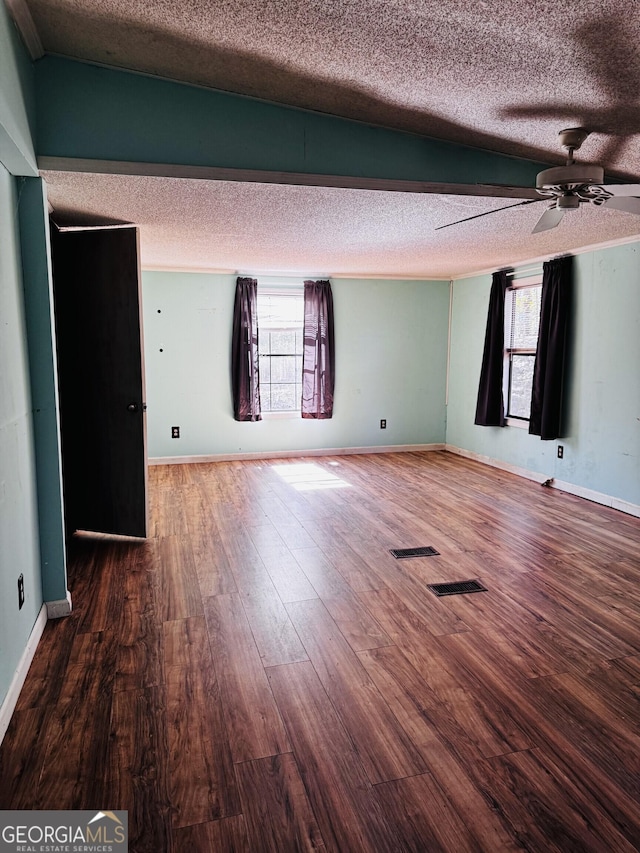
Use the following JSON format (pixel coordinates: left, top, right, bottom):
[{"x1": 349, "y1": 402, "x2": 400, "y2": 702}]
[{"x1": 271, "y1": 462, "x2": 352, "y2": 491}]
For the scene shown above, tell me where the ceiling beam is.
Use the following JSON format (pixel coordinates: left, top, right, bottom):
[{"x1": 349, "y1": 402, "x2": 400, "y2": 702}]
[{"x1": 38, "y1": 157, "x2": 541, "y2": 199}]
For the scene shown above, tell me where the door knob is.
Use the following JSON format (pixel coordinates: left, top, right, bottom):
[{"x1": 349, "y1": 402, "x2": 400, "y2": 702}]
[{"x1": 127, "y1": 403, "x2": 139, "y2": 413}]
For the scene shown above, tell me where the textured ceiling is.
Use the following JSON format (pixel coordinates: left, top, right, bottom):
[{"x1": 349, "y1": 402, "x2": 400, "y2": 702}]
[
  {"x1": 44, "y1": 171, "x2": 640, "y2": 278},
  {"x1": 26, "y1": 0, "x2": 640, "y2": 276}
]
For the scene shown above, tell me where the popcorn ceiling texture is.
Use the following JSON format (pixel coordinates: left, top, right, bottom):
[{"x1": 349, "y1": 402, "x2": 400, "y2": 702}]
[
  {"x1": 30, "y1": 0, "x2": 640, "y2": 275},
  {"x1": 44, "y1": 172, "x2": 640, "y2": 278}
]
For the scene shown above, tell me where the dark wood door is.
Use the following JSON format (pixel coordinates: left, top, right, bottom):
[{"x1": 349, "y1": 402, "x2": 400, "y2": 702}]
[{"x1": 51, "y1": 226, "x2": 147, "y2": 538}]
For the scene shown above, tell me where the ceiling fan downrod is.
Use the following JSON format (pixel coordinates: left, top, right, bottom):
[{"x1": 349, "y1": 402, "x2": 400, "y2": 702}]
[{"x1": 558, "y1": 127, "x2": 590, "y2": 164}]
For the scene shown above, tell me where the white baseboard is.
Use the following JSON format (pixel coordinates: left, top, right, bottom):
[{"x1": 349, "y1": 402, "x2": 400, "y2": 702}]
[
  {"x1": 0, "y1": 604, "x2": 48, "y2": 746},
  {"x1": 445, "y1": 444, "x2": 548, "y2": 484},
  {"x1": 149, "y1": 443, "x2": 445, "y2": 465},
  {"x1": 551, "y1": 479, "x2": 640, "y2": 518},
  {"x1": 445, "y1": 444, "x2": 640, "y2": 518},
  {"x1": 46, "y1": 590, "x2": 73, "y2": 619}
]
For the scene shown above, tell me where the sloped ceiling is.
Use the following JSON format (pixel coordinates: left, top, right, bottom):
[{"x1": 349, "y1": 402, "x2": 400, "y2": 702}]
[{"x1": 23, "y1": 0, "x2": 640, "y2": 277}]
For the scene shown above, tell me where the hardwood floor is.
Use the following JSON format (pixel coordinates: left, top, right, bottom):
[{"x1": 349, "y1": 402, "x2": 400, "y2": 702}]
[{"x1": 2, "y1": 450, "x2": 640, "y2": 851}]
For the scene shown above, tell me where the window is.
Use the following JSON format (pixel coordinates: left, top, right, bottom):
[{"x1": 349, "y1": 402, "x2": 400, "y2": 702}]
[
  {"x1": 504, "y1": 277, "x2": 542, "y2": 422},
  {"x1": 257, "y1": 288, "x2": 304, "y2": 413}
]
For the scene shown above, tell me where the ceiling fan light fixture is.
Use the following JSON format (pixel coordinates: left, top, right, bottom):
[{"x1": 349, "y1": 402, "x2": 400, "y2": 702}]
[{"x1": 557, "y1": 194, "x2": 580, "y2": 210}]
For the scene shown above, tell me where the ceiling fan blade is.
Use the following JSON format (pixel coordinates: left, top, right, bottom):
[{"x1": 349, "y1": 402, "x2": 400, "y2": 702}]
[
  {"x1": 604, "y1": 195, "x2": 640, "y2": 215},
  {"x1": 435, "y1": 198, "x2": 542, "y2": 231},
  {"x1": 601, "y1": 184, "x2": 640, "y2": 197},
  {"x1": 532, "y1": 206, "x2": 565, "y2": 233}
]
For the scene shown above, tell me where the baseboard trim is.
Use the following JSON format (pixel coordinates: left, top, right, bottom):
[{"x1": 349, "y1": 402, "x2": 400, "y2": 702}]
[
  {"x1": 46, "y1": 590, "x2": 73, "y2": 619},
  {"x1": 445, "y1": 445, "x2": 548, "y2": 484},
  {"x1": 550, "y1": 479, "x2": 640, "y2": 518},
  {"x1": 0, "y1": 604, "x2": 48, "y2": 746},
  {"x1": 445, "y1": 444, "x2": 640, "y2": 518},
  {"x1": 149, "y1": 443, "x2": 445, "y2": 465}
]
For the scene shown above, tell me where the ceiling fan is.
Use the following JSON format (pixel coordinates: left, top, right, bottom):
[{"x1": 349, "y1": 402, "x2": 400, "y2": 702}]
[{"x1": 437, "y1": 128, "x2": 640, "y2": 233}]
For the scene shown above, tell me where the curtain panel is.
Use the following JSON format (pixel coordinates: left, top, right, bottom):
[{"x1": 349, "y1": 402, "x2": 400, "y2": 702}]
[
  {"x1": 302, "y1": 280, "x2": 335, "y2": 419},
  {"x1": 529, "y1": 255, "x2": 572, "y2": 440},
  {"x1": 231, "y1": 276, "x2": 262, "y2": 421},
  {"x1": 475, "y1": 269, "x2": 508, "y2": 427}
]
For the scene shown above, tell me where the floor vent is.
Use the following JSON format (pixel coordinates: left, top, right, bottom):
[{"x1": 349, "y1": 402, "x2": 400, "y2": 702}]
[
  {"x1": 427, "y1": 579, "x2": 488, "y2": 597},
  {"x1": 390, "y1": 546, "x2": 440, "y2": 559}
]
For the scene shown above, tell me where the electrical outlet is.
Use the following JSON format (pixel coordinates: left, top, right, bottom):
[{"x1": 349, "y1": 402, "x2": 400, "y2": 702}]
[
  {"x1": 380, "y1": 419, "x2": 387, "y2": 429},
  {"x1": 171, "y1": 426, "x2": 180, "y2": 439},
  {"x1": 557, "y1": 445, "x2": 564, "y2": 459},
  {"x1": 18, "y1": 574, "x2": 24, "y2": 610}
]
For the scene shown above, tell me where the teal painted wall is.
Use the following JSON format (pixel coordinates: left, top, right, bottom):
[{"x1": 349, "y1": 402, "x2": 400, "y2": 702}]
[
  {"x1": 446, "y1": 242, "x2": 640, "y2": 507},
  {"x1": 0, "y1": 6, "x2": 68, "y2": 715},
  {"x1": 18, "y1": 177, "x2": 67, "y2": 602},
  {"x1": 35, "y1": 56, "x2": 547, "y2": 189},
  {"x1": 0, "y1": 165, "x2": 43, "y2": 707},
  {"x1": 0, "y1": 1, "x2": 37, "y2": 176},
  {"x1": 143, "y1": 272, "x2": 449, "y2": 457}
]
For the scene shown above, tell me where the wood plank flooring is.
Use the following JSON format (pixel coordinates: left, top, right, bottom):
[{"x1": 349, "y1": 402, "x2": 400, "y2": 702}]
[{"x1": 2, "y1": 450, "x2": 640, "y2": 851}]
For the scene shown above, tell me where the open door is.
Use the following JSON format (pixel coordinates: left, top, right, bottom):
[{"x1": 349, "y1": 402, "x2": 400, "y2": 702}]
[{"x1": 51, "y1": 226, "x2": 148, "y2": 538}]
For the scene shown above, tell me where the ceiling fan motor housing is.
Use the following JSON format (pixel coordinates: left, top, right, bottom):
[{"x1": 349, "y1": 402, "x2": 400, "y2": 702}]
[{"x1": 536, "y1": 164, "x2": 605, "y2": 191}]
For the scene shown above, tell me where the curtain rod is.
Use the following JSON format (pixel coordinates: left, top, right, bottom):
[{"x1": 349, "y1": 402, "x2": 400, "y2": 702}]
[
  {"x1": 236, "y1": 272, "x2": 330, "y2": 278},
  {"x1": 509, "y1": 265, "x2": 543, "y2": 279}
]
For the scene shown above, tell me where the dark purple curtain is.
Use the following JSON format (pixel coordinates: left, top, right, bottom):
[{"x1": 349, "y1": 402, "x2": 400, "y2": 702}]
[
  {"x1": 231, "y1": 277, "x2": 261, "y2": 421},
  {"x1": 529, "y1": 256, "x2": 572, "y2": 440},
  {"x1": 475, "y1": 270, "x2": 508, "y2": 427},
  {"x1": 302, "y1": 280, "x2": 334, "y2": 419}
]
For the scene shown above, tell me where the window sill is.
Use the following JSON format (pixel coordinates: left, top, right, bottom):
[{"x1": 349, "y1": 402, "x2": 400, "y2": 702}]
[
  {"x1": 506, "y1": 417, "x2": 529, "y2": 430},
  {"x1": 261, "y1": 411, "x2": 300, "y2": 420}
]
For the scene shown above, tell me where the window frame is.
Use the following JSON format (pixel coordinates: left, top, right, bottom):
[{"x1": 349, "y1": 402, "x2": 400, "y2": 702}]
[
  {"x1": 503, "y1": 274, "x2": 542, "y2": 428},
  {"x1": 257, "y1": 284, "x2": 304, "y2": 418}
]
